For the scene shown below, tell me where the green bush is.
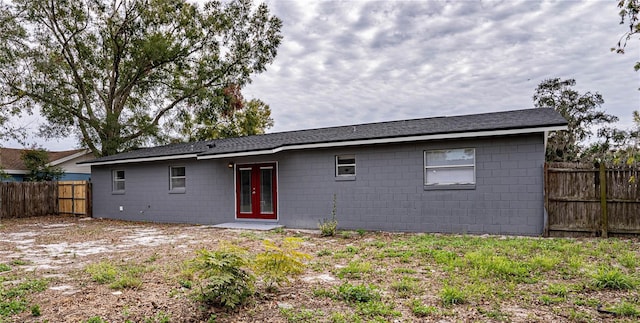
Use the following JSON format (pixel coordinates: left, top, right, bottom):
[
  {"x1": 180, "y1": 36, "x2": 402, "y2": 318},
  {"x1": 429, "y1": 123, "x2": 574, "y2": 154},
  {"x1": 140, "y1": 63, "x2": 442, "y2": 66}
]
[
  {"x1": 253, "y1": 237, "x2": 310, "y2": 290},
  {"x1": 189, "y1": 245, "x2": 255, "y2": 309}
]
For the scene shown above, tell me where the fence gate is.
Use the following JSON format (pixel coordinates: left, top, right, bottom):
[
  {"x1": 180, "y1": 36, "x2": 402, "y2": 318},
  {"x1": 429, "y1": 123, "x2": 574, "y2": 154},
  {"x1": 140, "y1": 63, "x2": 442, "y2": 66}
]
[{"x1": 58, "y1": 181, "x2": 92, "y2": 217}]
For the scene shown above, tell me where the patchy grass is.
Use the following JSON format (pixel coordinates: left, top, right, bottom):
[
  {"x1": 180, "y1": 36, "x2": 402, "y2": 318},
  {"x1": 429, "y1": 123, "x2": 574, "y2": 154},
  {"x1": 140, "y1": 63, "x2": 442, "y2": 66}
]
[
  {"x1": 85, "y1": 261, "x2": 148, "y2": 290},
  {"x1": 1, "y1": 217, "x2": 639, "y2": 322},
  {"x1": 0, "y1": 277, "x2": 48, "y2": 319}
]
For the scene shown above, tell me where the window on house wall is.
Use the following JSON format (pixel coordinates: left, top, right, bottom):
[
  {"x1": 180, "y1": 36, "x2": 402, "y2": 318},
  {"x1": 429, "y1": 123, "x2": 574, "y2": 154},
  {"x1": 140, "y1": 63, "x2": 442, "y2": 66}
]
[
  {"x1": 170, "y1": 166, "x2": 186, "y2": 191},
  {"x1": 424, "y1": 148, "x2": 475, "y2": 186},
  {"x1": 112, "y1": 170, "x2": 125, "y2": 192},
  {"x1": 336, "y1": 155, "x2": 356, "y2": 176}
]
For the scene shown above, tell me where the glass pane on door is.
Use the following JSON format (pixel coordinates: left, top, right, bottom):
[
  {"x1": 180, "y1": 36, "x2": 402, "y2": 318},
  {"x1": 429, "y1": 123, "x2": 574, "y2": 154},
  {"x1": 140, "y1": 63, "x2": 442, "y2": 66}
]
[
  {"x1": 260, "y1": 168, "x2": 273, "y2": 213},
  {"x1": 239, "y1": 168, "x2": 252, "y2": 213}
]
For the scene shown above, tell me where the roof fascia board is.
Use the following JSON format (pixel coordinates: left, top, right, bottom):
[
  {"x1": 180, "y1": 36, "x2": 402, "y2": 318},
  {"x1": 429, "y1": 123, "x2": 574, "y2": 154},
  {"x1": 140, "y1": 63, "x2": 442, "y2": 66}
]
[
  {"x1": 3, "y1": 169, "x2": 29, "y2": 174},
  {"x1": 198, "y1": 125, "x2": 567, "y2": 160},
  {"x1": 84, "y1": 154, "x2": 199, "y2": 166},
  {"x1": 48, "y1": 150, "x2": 91, "y2": 166}
]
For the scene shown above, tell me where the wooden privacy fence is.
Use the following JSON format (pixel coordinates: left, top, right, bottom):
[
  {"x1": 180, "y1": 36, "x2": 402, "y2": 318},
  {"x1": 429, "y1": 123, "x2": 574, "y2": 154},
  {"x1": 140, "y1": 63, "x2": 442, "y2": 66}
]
[
  {"x1": 0, "y1": 182, "x2": 58, "y2": 218},
  {"x1": 544, "y1": 162, "x2": 640, "y2": 237},
  {"x1": 0, "y1": 180, "x2": 91, "y2": 219},
  {"x1": 58, "y1": 181, "x2": 92, "y2": 217}
]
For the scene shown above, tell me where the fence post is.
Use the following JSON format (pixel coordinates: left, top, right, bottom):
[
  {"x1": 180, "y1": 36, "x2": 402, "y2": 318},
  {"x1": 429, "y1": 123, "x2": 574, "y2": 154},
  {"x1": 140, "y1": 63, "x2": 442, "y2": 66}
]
[
  {"x1": 599, "y1": 163, "x2": 608, "y2": 238},
  {"x1": 543, "y1": 163, "x2": 549, "y2": 237}
]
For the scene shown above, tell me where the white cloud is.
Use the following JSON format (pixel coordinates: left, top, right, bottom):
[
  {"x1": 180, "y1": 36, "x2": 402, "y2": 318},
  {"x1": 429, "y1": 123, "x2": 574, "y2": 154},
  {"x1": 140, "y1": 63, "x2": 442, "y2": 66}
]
[{"x1": 8, "y1": 0, "x2": 639, "y2": 150}]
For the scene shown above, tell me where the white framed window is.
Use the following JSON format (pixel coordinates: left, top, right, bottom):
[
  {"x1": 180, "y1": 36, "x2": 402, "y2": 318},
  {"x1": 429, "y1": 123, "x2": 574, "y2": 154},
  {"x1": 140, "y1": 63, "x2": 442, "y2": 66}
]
[
  {"x1": 112, "y1": 170, "x2": 125, "y2": 192},
  {"x1": 336, "y1": 155, "x2": 356, "y2": 176},
  {"x1": 424, "y1": 148, "x2": 475, "y2": 186},
  {"x1": 170, "y1": 166, "x2": 186, "y2": 191}
]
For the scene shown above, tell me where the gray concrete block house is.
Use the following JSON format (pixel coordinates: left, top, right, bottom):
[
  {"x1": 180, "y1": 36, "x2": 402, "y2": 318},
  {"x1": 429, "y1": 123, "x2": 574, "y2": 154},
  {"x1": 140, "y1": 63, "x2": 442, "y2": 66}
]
[{"x1": 82, "y1": 108, "x2": 567, "y2": 235}]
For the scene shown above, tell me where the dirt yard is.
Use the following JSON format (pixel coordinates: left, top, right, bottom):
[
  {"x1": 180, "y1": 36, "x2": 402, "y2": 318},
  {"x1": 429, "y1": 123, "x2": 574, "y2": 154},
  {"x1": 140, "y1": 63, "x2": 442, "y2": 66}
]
[{"x1": 0, "y1": 216, "x2": 638, "y2": 322}]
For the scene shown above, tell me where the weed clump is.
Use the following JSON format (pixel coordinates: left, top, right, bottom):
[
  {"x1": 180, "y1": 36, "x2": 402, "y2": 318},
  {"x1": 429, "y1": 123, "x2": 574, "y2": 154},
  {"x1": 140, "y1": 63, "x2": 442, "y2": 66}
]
[
  {"x1": 319, "y1": 194, "x2": 338, "y2": 237},
  {"x1": 592, "y1": 267, "x2": 636, "y2": 290}
]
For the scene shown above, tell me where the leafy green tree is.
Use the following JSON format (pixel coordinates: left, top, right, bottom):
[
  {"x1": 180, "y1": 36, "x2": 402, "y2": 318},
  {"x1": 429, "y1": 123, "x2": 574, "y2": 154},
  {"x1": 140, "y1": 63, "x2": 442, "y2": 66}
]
[
  {"x1": 21, "y1": 149, "x2": 64, "y2": 181},
  {"x1": 170, "y1": 93, "x2": 274, "y2": 142},
  {"x1": 583, "y1": 110, "x2": 640, "y2": 164},
  {"x1": 0, "y1": 0, "x2": 282, "y2": 156},
  {"x1": 614, "y1": 0, "x2": 640, "y2": 71},
  {"x1": 534, "y1": 78, "x2": 618, "y2": 162}
]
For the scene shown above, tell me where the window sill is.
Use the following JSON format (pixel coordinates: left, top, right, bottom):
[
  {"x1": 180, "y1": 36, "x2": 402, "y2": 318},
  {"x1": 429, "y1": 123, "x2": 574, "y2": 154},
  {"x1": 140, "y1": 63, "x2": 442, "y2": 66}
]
[
  {"x1": 112, "y1": 191, "x2": 125, "y2": 195},
  {"x1": 424, "y1": 184, "x2": 475, "y2": 190},
  {"x1": 169, "y1": 188, "x2": 186, "y2": 194},
  {"x1": 335, "y1": 176, "x2": 356, "y2": 181}
]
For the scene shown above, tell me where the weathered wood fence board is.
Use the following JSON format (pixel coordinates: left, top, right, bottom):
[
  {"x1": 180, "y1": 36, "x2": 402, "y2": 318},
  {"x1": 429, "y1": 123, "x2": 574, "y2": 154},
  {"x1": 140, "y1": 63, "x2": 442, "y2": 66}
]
[
  {"x1": 0, "y1": 182, "x2": 58, "y2": 218},
  {"x1": 544, "y1": 162, "x2": 640, "y2": 237},
  {"x1": 0, "y1": 181, "x2": 92, "y2": 219}
]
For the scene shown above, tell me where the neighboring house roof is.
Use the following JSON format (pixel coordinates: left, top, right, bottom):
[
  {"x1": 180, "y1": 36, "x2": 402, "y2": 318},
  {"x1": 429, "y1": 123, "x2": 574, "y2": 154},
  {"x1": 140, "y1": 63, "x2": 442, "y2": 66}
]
[
  {"x1": 83, "y1": 108, "x2": 568, "y2": 166},
  {"x1": 0, "y1": 148, "x2": 89, "y2": 174}
]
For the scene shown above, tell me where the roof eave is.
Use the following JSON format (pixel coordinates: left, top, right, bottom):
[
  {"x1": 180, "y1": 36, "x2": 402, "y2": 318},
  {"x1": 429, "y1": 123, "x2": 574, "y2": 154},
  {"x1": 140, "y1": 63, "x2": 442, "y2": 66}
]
[
  {"x1": 81, "y1": 153, "x2": 199, "y2": 166},
  {"x1": 197, "y1": 125, "x2": 567, "y2": 160},
  {"x1": 48, "y1": 150, "x2": 91, "y2": 166}
]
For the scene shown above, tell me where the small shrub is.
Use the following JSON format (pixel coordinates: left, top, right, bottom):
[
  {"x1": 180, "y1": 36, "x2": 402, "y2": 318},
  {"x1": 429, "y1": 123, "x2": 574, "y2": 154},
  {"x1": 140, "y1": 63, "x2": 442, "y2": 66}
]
[
  {"x1": 319, "y1": 194, "x2": 338, "y2": 237},
  {"x1": 592, "y1": 267, "x2": 636, "y2": 290},
  {"x1": 0, "y1": 263, "x2": 10, "y2": 272},
  {"x1": 337, "y1": 283, "x2": 380, "y2": 303},
  {"x1": 253, "y1": 237, "x2": 311, "y2": 290},
  {"x1": 189, "y1": 245, "x2": 255, "y2": 309},
  {"x1": 440, "y1": 286, "x2": 466, "y2": 306},
  {"x1": 409, "y1": 299, "x2": 437, "y2": 317}
]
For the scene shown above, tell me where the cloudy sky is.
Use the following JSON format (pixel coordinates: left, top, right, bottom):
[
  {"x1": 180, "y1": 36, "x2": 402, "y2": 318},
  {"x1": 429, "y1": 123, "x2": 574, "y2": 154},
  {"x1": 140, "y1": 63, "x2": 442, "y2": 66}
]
[{"x1": 7, "y1": 0, "x2": 640, "y2": 150}]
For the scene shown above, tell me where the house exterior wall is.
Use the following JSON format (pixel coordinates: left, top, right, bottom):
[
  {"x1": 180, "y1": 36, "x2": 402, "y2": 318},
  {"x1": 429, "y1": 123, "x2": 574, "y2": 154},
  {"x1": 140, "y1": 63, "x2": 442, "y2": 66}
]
[
  {"x1": 58, "y1": 155, "x2": 93, "y2": 174},
  {"x1": 91, "y1": 133, "x2": 546, "y2": 235},
  {"x1": 92, "y1": 159, "x2": 236, "y2": 224}
]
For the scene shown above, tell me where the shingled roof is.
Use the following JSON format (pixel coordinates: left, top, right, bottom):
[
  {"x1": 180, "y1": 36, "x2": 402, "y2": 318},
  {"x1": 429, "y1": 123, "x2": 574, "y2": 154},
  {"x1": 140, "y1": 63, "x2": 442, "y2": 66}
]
[
  {"x1": 0, "y1": 148, "x2": 88, "y2": 172},
  {"x1": 84, "y1": 108, "x2": 567, "y2": 165}
]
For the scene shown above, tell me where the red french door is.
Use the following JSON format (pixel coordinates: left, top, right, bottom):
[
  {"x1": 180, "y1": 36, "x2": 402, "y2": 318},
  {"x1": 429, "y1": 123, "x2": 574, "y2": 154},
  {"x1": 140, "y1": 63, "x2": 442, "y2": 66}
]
[{"x1": 236, "y1": 163, "x2": 277, "y2": 219}]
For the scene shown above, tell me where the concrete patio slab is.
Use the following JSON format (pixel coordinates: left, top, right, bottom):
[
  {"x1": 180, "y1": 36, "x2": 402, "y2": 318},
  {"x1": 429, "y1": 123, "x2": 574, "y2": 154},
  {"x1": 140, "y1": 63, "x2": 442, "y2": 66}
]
[{"x1": 211, "y1": 222, "x2": 283, "y2": 231}]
